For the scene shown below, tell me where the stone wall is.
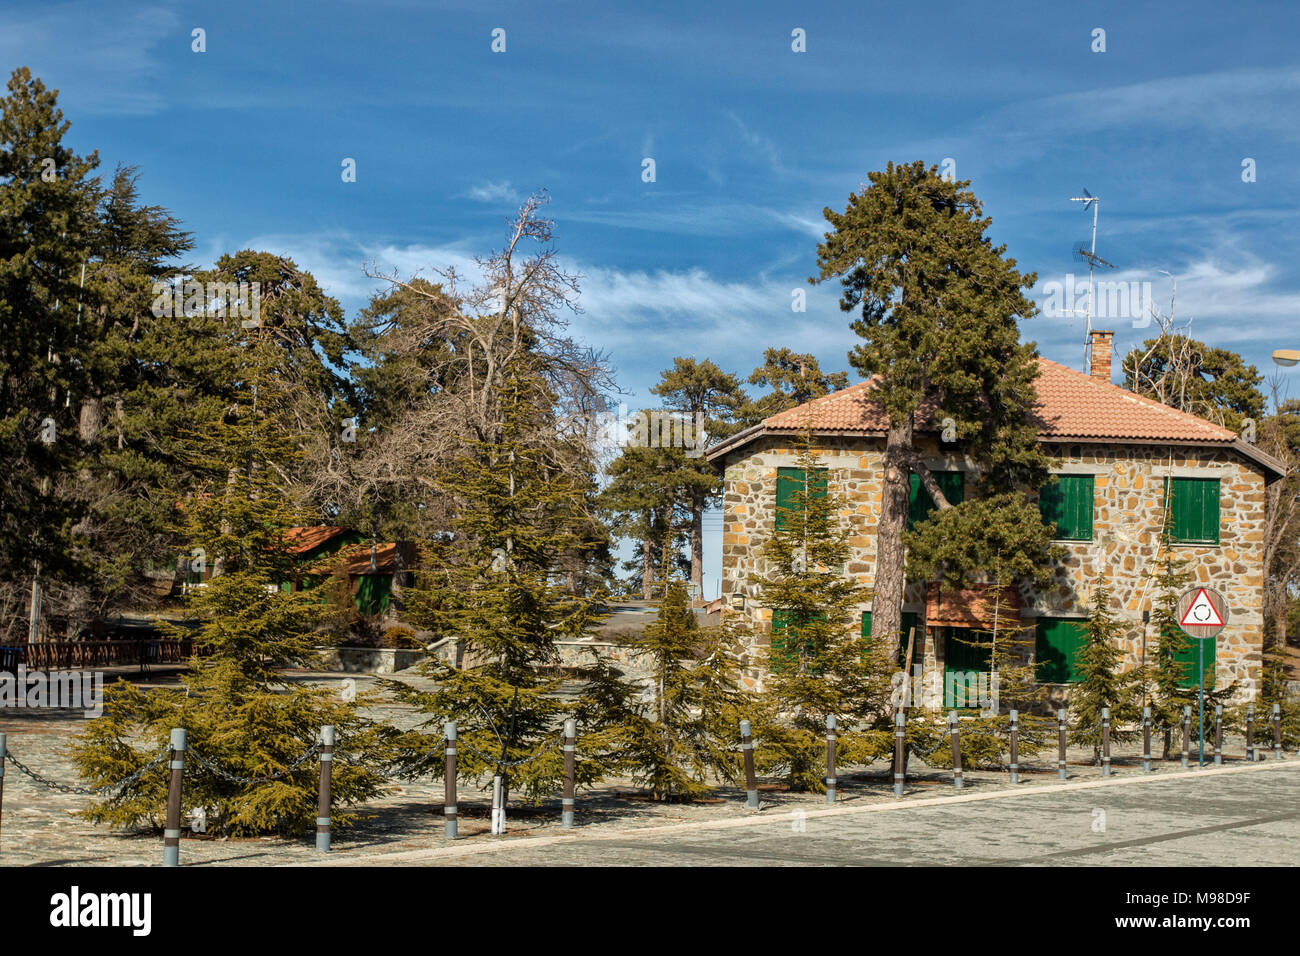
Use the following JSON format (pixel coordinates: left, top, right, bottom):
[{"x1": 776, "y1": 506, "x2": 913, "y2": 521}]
[{"x1": 718, "y1": 435, "x2": 1268, "y2": 700}]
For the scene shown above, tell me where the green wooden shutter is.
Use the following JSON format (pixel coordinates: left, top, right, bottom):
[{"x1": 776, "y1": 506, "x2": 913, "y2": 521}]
[
  {"x1": 776, "y1": 467, "x2": 828, "y2": 532},
  {"x1": 1039, "y1": 475, "x2": 1094, "y2": 541},
  {"x1": 1035, "y1": 617, "x2": 1087, "y2": 682},
  {"x1": 773, "y1": 608, "x2": 823, "y2": 674},
  {"x1": 1165, "y1": 478, "x2": 1220, "y2": 544},
  {"x1": 943, "y1": 627, "x2": 993, "y2": 708},
  {"x1": 908, "y1": 471, "x2": 964, "y2": 531},
  {"x1": 1174, "y1": 635, "x2": 1217, "y2": 689}
]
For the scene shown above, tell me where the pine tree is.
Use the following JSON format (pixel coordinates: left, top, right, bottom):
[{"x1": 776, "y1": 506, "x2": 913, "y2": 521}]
[
  {"x1": 70, "y1": 326, "x2": 395, "y2": 836},
  {"x1": 0, "y1": 67, "x2": 101, "y2": 590},
  {"x1": 650, "y1": 358, "x2": 746, "y2": 590},
  {"x1": 595, "y1": 581, "x2": 745, "y2": 800},
  {"x1": 748, "y1": 435, "x2": 893, "y2": 790},
  {"x1": 1070, "y1": 577, "x2": 1141, "y2": 763},
  {"x1": 393, "y1": 368, "x2": 607, "y2": 801},
  {"x1": 1147, "y1": 539, "x2": 1194, "y2": 759},
  {"x1": 738, "y1": 348, "x2": 848, "y2": 426},
  {"x1": 813, "y1": 161, "x2": 1054, "y2": 663},
  {"x1": 600, "y1": 438, "x2": 690, "y2": 598}
]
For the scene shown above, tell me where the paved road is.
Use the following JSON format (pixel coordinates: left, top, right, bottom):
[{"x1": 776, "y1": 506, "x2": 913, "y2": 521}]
[{"x1": 332, "y1": 761, "x2": 1300, "y2": 867}]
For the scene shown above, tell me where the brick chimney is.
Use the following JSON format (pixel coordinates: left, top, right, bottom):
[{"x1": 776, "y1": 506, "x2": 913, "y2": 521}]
[{"x1": 1089, "y1": 330, "x2": 1114, "y2": 384}]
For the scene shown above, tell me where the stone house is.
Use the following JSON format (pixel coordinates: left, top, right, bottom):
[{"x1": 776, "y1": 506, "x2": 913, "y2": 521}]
[{"x1": 705, "y1": 331, "x2": 1286, "y2": 707}]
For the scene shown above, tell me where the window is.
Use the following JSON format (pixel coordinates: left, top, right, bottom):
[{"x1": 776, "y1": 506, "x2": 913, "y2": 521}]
[
  {"x1": 1035, "y1": 617, "x2": 1087, "y2": 683},
  {"x1": 1174, "y1": 635, "x2": 1217, "y2": 689},
  {"x1": 861, "y1": 610, "x2": 919, "y2": 670},
  {"x1": 770, "y1": 609, "x2": 822, "y2": 674},
  {"x1": 1038, "y1": 474, "x2": 1094, "y2": 541},
  {"x1": 775, "y1": 467, "x2": 828, "y2": 532},
  {"x1": 907, "y1": 471, "x2": 964, "y2": 531},
  {"x1": 1164, "y1": 477, "x2": 1220, "y2": 544}
]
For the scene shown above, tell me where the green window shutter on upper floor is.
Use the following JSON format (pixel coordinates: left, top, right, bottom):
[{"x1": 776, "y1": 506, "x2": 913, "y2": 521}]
[
  {"x1": 775, "y1": 467, "x2": 828, "y2": 532},
  {"x1": 1164, "y1": 477, "x2": 1220, "y2": 544},
  {"x1": 907, "y1": 471, "x2": 964, "y2": 531},
  {"x1": 1035, "y1": 617, "x2": 1087, "y2": 683},
  {"x1": 1038, "y1": 474, "x2": 1094, "y2": 541}
]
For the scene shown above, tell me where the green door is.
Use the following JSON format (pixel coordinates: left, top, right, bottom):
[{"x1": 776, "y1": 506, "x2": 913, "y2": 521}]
[{"x1": 943, "y1": 627, "x2": 992, "y2": 709}]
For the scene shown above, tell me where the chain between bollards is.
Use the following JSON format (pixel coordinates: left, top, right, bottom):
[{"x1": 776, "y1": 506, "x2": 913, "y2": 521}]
[
  {"x1": 315, "y1": 726, "x2": 333, "y2": 852},
  {"x1": 163, "y1": 727, "x2": 186, "y2": 867},
  {"x1": 892, "y1": 710, "x2": 905, "y2": 797},
  {"x1": 949, "y1": 711, "x2": 963, "y2": 790},
  {"x1": 561, "y1": 718, "x2": 576, "y2": 827},
  {"x1": 444, "y1": 720, "x2": 457, "y2": 839},
  {"x1": 825, "y1": 715, "x2": 837, "y2": 804},
  {"x1": 1101, "y1": 707, "x2": 1111, "y2": 777},
  {"x1": 740, "y1": 720, "x2": 759, "y2": 809},
  {"x1": 1008, "y1": 710, "x2": 1019, "y2": 785}
]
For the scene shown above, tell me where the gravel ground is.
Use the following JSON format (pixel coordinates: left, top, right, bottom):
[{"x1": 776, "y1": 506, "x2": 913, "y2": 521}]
[{"x1": 0, "y1": 667, "x2": 1285, "y2": 867}]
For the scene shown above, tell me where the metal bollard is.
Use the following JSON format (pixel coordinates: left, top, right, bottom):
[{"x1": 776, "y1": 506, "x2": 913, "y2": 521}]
[
  {"x1": 825, "y1": 715, "x2": 837, "y2": 804},
  {"x1": 1274, "y1": 703, "x2": 1283, "y2": 760},
  {"x1": 316, "y1": 725, "x2": 334, "y2": 852},
  {"x1": 1142, "y1": 706, "x2": 1151, "y2": 773},
  {"x1": 1008, "y1": 710, "x2": 1019, "y2": 784},
  {"x1": 444, "y1": 721, "x2": 458, "y2": 839},
  {"x1": 892, "y1": 709, "x2": 905, "y2": 797},
  {"x1": 740, "y1": 720, "x2": 759, "y2": 809},
  {"x1": 950, "y1": 711, "x2": 963, "y2": 790},
  {"x1": 1101, "y1": 707, "x2": 1111, "y2": 777},
  {"x1": 1058, "y1": 708, "x2": 1068, "y2": 780},
  {"x1": 561, "y1": 718, "x2": 576, "y2": 827},
  {"x1": 1213, "y1": 705, "x2": 1223, "y2": 765},
  {"x1": 1246, "y1": 706, "x2": 1256, "y2": 762},
  {"x1": 1181, "y1": 706, "x2": 1191, "y2": 768},
  {"x1": 0, "y1": 732, "x2": 6, "y2": 851},
  {"x1": 491, "y1": 775, "x2": 505, "y2": 835},
  {"x1": 163, "y1": 728, "x2": 187, "y2": 867}
]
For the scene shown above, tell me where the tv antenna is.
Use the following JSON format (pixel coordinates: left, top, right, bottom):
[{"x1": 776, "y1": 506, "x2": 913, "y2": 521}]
[{"x1": 1067, "y1": 189, "x2": 1115, "y2": 371}]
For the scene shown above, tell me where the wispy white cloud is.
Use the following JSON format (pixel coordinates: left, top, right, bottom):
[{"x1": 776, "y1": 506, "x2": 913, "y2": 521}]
[
  {"x1": 0, "y1": 2, "x2": 178, "y2": 116},
  {"x1": 464, "y1": 180, "x2": 519, "y2": 203}
]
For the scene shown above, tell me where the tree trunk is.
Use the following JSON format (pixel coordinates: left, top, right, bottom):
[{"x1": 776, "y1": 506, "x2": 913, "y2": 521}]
[
  {"x1": 390, "y1": 540, "x2": 413, "y2": 616},
  {"x1": 690, "y1": 487, "x2": 704, "y2": 593},
  {"x1": 641, "y1": 536, "x2": 654, "y2": 600},
  {"x1": 872, "y1": 417, "x2": 913, "y2": 661}
]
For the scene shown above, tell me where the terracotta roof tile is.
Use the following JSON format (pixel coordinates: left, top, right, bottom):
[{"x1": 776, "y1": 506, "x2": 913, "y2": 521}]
[
  {"x1": 763, "y1": 357, "x2": 1238, "y2": 443},
  {"x1": 282, "y1": 526, "x2": 350, "y2": 554}
]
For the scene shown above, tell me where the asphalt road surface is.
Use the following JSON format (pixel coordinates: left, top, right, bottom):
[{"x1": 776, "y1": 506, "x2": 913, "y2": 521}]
[{"x1": 330, "y1": 761, "x2": 1299, "y2": 867}]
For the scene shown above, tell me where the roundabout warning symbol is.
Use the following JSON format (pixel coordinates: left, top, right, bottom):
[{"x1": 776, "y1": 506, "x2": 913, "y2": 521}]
[{"x1": 1176, "y1": 587, "x2": 1228, "y2": 638}]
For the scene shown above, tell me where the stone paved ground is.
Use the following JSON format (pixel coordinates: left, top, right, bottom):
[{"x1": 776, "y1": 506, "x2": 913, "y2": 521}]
[{"x1": 0, "y1": 667, "x2": 1293, "y2": 867}]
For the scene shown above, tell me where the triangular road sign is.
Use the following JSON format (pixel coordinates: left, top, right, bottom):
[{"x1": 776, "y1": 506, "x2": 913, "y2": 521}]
[{"x1": 1180, "y1": 588, "x2": 1225, "y2": 628}]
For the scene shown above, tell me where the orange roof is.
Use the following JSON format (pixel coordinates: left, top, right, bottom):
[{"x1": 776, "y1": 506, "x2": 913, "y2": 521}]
[
  {"x1": 711, "y1": 357, "x2": 1284, "y2": 477},
  {"x1": 303, "y1": 542, "x2": 397, "y2": 576},
  {"x1": 283, "y1": 526, "x2": 351, "y2": 554}
]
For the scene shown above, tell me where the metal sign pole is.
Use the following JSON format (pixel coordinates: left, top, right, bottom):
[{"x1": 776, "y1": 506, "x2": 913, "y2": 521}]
[{"x1": 1198, "y1": 639, "x2": 1205, "y2": 768}]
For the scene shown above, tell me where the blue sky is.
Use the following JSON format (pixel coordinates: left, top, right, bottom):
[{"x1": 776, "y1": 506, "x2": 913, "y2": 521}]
[{"x1": 7, "y1": 0, "x2": 1300, "y2": 594}]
